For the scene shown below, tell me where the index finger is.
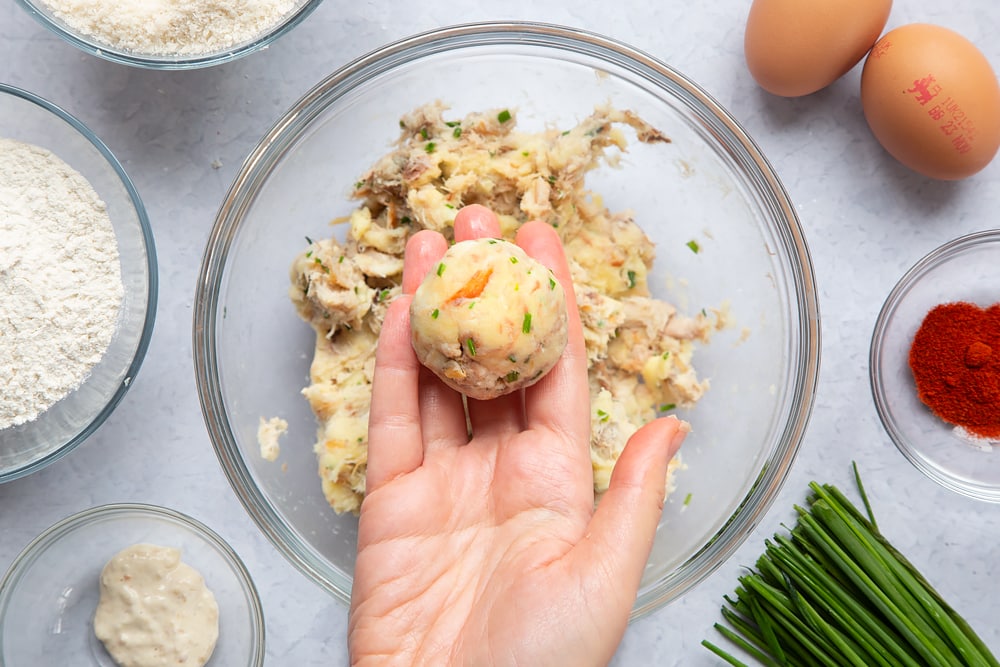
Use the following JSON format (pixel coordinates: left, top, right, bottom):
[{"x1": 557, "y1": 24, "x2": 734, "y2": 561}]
[{"x1": 402, "y1": 229, "x2": 449, "y2": 294}]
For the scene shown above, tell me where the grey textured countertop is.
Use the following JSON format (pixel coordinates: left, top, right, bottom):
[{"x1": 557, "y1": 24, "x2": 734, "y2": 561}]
[{"x1": 2, "y1": 1, "x2": 998, "y2": 664}]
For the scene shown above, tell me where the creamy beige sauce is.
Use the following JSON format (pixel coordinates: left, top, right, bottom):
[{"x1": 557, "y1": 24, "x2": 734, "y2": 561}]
[{"x1": 94, "y1": 544, "x2": 219, "y2": 667}]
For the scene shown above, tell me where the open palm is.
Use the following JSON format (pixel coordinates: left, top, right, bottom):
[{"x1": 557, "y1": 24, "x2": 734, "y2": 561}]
[{"x1": 348, "y1": 206, "x2": 686, "y2": 666}]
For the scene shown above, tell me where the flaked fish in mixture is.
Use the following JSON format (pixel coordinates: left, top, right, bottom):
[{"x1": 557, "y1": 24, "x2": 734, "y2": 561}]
[{"x1": 289, "y1": 102, "x2": 715, "y2": 514}]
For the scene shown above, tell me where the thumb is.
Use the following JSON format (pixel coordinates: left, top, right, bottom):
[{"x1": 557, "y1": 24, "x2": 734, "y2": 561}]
[{"x1": 569, "y1": 416, "x2": 688, "y2": 611}]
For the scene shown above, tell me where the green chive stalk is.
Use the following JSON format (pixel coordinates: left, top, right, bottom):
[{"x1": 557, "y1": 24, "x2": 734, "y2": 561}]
[{"x1": 703, "y1": 464, "x2": 997, "y2": 666}]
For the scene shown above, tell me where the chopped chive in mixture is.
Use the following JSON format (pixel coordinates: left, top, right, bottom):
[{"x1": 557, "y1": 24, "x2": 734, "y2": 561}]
[
  {"x1": 683, "y1": 493, "x2": 693, "y2": 506},
  {"x1": 505, "y1": 370, "x2": 519, "y2": 383},
  {"x1": 436, "y1": 263, "x2": 446, "y2": 276},
  {"x1": 466, "y1": 338, "x2": 476, "y2": 356},
  {"x1": 509, "y1": 256, "x2": 518, "y2": 264},
  {"x1": 661, "y1": 351, "x2": 670, "y2": 360},
  {"x1": 401, "y1": 216, "x2": 411, "y2": 224},
  {"x1": 596, "y1": 409, "x2": 610, "y2": 423},
  {"x1": 659, "y1": 403, "x2": 676, "y2": 411},
  {"x1": 338, "y1": 255, "x2": 345, "y2": 263},
  {"x1": 497, "y1": 109, "x2": 512, "y2": 123},
  {"x1": 425, "y1": 142, "x2": 436, "y2": 154},
  {"x1": 522, "y1": 313, "x2": 532, "y2": 334},
  {"x1": 507, "y1": 354, "x2": 517, "y2": 363},
  {"x1": 453, "y1": 126, "x2": 462, "y2": 138},
  {"x1": 445, "y1": 120, "x2": 461, "y2": 127},
  {"x1": 420, "y1": 127, "x2": 428, "y2": 139},
  {"x1": 627, "y1": 270, "x2": 637, "y2": 289},
  {"x1": 549, "y1": 276, "x2": 557, "y2": 290},
  {"x1": 305, "y1": 235, "x2": 314, "y2": 245},
  {"x1": 687, "y1": 239, "x2": 700, "y2": 253}
]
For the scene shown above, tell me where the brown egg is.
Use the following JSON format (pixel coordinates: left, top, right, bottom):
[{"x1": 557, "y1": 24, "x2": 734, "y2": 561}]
[
  {"x1": 861, "y1": 24, "x2": 1000, "y2": 180},
  {"x1": 744, "y1": 0, "x2": 892, "y2": 97}
]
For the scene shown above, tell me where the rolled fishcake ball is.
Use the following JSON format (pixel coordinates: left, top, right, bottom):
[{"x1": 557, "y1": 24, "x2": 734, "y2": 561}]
[{"x1": 410, "y1": 237, "x2": 568, "y2": 400}]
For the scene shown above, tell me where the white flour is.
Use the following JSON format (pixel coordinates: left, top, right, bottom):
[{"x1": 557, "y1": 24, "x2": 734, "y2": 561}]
[
  {"x1": 41, "y1": 0, "x2": 299, "y2": 56},
  {"x1": 0, "y1": 138, "x2": 124, "y2": 429}
]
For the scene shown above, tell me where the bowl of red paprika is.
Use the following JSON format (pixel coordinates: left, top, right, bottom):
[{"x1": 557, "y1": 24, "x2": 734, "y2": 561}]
[{"x1": 870, "y1": 229, "x2": 1000, "y2": 502}]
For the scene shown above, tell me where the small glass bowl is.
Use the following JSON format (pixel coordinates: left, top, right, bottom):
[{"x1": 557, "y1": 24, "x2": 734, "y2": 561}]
[
  {"x1": 14, "y1": 0, "x2": 324, "y2": 69},
  {"x1": 870, "y1": 229, "x2": 1000, "y2": 502},
  {"x1": 0, "y1": 84, "x2": 157, "y2": 483},
  {"x1": 0, "y1": 503, "x2": 265, "y2": 666}
]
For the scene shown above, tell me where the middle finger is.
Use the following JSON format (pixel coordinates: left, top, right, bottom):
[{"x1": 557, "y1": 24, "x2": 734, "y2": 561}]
[{"x1": 453, "y1": 205, "x2": 527, "y2": 439}]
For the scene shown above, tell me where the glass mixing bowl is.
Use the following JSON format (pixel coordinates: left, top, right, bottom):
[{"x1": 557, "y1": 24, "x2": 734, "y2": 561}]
[
  {"x1": 194, "y1": 22, "x2": 820, "y2": 617},
  {"x1": 14, "y1": 0, "x2": 323, "y2": 69},
  {"x1": 0, "y1": 84, "x2": 157, "y2": 483}
]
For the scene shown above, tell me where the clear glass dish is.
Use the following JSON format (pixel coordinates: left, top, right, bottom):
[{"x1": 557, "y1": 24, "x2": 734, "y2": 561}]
[
  {"x1": 0, "y1": 84, "x2": 157, "y2": 483},
  {"x1": 194, "y1": 22, "x2": 821, "y2": 617},
  {"x1": 13, "y1": 0, "x2": 323, "y2": 69},
  {"x1": 870, "y1": 229, "x2": 1000, "y2": 503},
  {"x1": 0, "y1": 503, "x2": 264, "y2": 666}
]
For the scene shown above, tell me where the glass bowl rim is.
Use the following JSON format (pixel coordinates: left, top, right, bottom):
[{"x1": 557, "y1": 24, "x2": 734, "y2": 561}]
[
  {"x1": 193, "y1": 20, "x2": 821, "y2": 618},
  {"x1": 869, "y1": 228, "x2": 1000, "y2": 503},
  {"x1": 0, "y1": 502, "x2": 266, "y2": 666},
  {"x1": 13, "y1": 0, "x2": 325, "y2": 70},
  {"x1": 0, "y1": 83, "x2": 158, "y2": 484}
]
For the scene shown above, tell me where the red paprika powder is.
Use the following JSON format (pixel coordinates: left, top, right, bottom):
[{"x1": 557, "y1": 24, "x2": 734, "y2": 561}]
[{"x1": 908, "y1": 301, "x2": 1000, "y2": 440}]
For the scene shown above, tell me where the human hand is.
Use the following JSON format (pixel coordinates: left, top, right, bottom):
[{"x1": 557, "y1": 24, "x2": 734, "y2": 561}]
[{"x1": 348, "y1": 204, "x2": 687, "y2": 666}]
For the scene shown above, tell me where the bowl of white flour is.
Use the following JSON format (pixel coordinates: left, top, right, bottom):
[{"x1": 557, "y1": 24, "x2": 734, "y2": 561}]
[
  {"x1": 0, "y1": 84, "x2": 157, "y2": 483},
  {"x1": 14, "y1": 0, "x2": 324, "y2": 68}
]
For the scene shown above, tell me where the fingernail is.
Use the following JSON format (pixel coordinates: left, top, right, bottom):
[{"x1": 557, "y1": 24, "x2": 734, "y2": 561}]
[{"x1": 666, "y1": 416, "x2": 690, "y2": 454}]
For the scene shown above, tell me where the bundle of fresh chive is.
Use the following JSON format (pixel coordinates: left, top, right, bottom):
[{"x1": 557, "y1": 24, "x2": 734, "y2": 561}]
[{"x1": 703, "y1": 466, "x2": 998, "y2": 667}]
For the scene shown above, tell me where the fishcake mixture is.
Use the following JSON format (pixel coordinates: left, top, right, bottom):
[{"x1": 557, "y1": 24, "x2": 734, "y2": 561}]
[
  {"x1": 94, "y1": 544, "x2": 219, "y2": 667},
  {"x1": 289, "y1": 103, "x2": 715, "y2": 514},
  {"x1": 410, "y1": 237, "x2": 568, "y2": 400}
]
